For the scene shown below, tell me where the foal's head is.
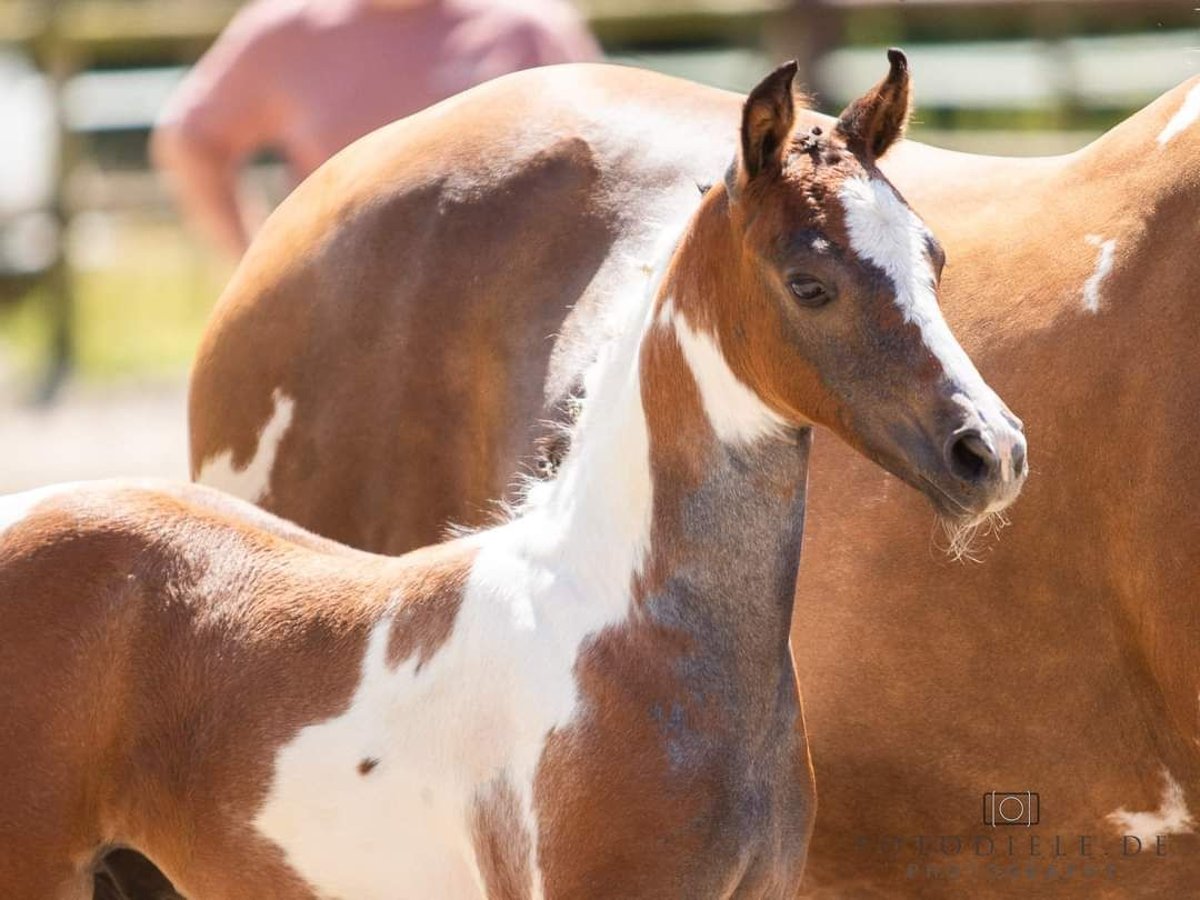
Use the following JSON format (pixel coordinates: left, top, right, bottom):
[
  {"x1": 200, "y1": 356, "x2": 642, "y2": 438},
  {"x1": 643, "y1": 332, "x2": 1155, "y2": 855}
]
[{"x1": 668, "y1": 51, "x2": 1026, "y2": 523}]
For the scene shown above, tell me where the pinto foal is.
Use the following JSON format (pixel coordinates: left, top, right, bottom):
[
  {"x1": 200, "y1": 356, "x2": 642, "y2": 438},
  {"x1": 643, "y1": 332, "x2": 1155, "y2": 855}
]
[{"x1": 0, "y1": 54, "x2": 1024, "y2": 899}]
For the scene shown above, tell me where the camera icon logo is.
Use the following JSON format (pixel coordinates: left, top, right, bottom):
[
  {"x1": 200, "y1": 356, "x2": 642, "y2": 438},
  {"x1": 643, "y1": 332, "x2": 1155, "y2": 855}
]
[{"x1": 983, "y1": 791, "x2": 1039, "y2": 827}]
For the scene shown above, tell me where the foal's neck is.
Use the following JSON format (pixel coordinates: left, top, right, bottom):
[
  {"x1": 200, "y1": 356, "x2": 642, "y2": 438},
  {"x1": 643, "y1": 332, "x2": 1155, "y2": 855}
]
[
  {"x1": 637, "y1": 295, "x2": 810, "y2": 695},
  {"x1": 524, "y1": 203, "x2": 810, "y2": 684}
]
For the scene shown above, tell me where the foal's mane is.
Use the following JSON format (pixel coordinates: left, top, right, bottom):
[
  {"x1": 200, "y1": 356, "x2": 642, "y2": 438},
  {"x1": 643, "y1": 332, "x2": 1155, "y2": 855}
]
[
  {"x1": 523, "y1": 115, "x2": 835, "y2": 488},
  {"x1": 527, "y1": 111, "x2": 831, "y2": 488},
  {"x1": 441, "y1": 221, "x2": 677, "y2": 540}
]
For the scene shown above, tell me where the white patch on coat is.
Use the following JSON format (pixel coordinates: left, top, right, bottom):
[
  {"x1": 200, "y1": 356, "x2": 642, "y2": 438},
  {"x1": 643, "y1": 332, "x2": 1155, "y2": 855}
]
[
  {"x1": 195, "y1": 388, "x2": 294, "y2": 502},
  {"x1": 1107, "y1": 769, "x2": 1196, "y2": 844},
  {"x1": 667, "y1": 309, "x2": 787, "y2": 445},
  {"x1": 1082, "y1": 235, "x2": 1117, "y2": 314},
  {"x1": 254, "y1": 620, "x2": 487, "y2": 899},
  {"x1": 839, "y1": 175, "x2": 1026, "y2": 494},
  {"x1": 1157, "y1": 82, "x2": 1200, "y2": 146},
  {"x1": 255, "y1": 248, "x2": 660, "y2": 900}
]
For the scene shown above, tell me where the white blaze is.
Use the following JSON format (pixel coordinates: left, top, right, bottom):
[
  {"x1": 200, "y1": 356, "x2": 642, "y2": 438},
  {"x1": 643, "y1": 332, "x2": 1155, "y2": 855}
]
[
  {"x1": 195, "y1": 388, "x2": 295, "y2": 502},
  {"x1": 839, "y1": 175, "x2": 1023, "y2": 487},
  {"x1": 839, "y1": 176, "x2": 958, "y2": 355}
]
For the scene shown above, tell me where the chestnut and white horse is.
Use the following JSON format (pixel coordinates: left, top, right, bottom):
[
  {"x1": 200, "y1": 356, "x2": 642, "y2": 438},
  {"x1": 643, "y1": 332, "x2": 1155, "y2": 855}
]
[
  {"x1": 191, "y1": 60, "x2": 1200, "y2": 897},
  {"x1": 0, "y1": 56, "x2": 1023, "y2": 898}
]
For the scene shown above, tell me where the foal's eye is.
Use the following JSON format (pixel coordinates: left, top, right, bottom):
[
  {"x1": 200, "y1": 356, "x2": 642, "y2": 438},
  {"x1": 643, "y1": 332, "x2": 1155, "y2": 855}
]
[{"x1": 788, "y1": 276, "x2": 832, "y2": 308}]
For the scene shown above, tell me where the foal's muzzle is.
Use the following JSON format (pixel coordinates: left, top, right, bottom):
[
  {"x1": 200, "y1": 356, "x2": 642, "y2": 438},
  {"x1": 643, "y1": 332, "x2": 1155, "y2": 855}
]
[{"x1": 941, "y1": 408, "x2": 1027, "y2": 516}]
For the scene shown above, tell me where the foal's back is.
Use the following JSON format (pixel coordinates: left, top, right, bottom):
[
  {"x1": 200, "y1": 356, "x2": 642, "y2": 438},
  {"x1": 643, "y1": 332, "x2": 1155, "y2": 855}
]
[{"x1": 0, "y1": 483, "x2": 477, "y2": 897}]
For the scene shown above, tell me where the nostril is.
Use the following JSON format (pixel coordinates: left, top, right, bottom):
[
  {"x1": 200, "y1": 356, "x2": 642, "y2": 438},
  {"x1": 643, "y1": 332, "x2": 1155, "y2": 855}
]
[
  {"x1": 948, "y1": 431, "x2": 996, "y2": 484},
  {"x1": 1012, "y1": 441, "x2": 1027, "y2": 477}
]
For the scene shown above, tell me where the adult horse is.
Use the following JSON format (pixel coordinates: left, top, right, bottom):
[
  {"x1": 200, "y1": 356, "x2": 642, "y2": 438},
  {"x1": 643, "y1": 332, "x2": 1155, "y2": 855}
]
[
  {"x1": 0, "y1": 56, "x2": 1027, "y2": 897},
  {"x1": 190, "y1": 63, "x2": 1200, "y2": 895}
]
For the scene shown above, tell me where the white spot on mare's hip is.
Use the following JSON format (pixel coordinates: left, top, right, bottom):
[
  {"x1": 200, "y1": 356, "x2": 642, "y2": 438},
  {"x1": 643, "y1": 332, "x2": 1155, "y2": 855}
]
[
  {"x1": 1157, "y1": 82, "x2": 1200, "y2": 146},
  {"x1": 1107, "y1": 768, "x2": 1196, "y2": 844},
  {"x1": 1082, "y1": 235, "x2": 1117, "y2": 314},
  {"x1": 195, "y1": 388, "x2": 295, "y2": 502}
]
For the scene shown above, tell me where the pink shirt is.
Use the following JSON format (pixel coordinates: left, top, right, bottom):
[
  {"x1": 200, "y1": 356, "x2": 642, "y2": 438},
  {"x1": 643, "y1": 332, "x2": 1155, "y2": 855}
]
[{"x1": 160, "y1": 0, "x2": 600, "y2": 177}]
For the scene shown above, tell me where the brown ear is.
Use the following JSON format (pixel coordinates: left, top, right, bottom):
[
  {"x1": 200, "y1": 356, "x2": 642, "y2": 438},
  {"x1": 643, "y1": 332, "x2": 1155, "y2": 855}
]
[
  {"x1": 740, "y1": 60, "x2": 798, "y2": 180},
  {"x1": 836, "y1": 48, "x2": 911, "y2": 160}
]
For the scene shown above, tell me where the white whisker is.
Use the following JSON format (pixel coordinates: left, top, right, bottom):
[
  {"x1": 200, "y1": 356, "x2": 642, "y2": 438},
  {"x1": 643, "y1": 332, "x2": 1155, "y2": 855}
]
[{"x1": 932, "y1": 509, "x2": 1010, "y2": 563}]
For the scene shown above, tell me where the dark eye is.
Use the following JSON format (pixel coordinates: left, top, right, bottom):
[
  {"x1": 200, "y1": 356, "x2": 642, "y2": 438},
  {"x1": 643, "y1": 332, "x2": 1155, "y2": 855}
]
[{"x1": 788, "y1": 276, "x2": 832, "y2": 308}]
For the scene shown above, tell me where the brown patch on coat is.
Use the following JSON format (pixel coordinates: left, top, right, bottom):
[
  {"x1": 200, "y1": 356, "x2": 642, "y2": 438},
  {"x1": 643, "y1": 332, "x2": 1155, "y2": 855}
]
[
  {"x1": 532, "y1": 622, "x2": 729, "y2": 898},
  {"x1": 636, "y1": 322, "x2": 723, "y2": 597},
  {"x1": 385, "y1": 541, "x2": 475, "y2": 671},
  {"x1": 470, "y1": 775, "x2": 533, "y2": 900},
  {"x1": 532, "y1": 532, "x2": 811, "y2": 898}
]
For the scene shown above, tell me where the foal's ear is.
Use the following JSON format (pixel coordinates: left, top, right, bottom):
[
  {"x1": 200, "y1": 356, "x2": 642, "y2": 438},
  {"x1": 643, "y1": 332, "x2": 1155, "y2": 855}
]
[
  {"x1": 836, "y1": 48, "x2": 911, "y2": 160},
  {"x1": 740, "y1": 61, "x2": 799, "y2": 180}
]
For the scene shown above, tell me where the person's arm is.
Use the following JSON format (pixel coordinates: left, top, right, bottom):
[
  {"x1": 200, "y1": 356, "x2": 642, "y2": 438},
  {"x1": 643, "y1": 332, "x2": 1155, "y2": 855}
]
[
  {"x1": 151, "y1": 124, "x2": 250, "y2": 260},
  {"x1": 152, "y1": 1, "x2": 288, "y2": 261}
]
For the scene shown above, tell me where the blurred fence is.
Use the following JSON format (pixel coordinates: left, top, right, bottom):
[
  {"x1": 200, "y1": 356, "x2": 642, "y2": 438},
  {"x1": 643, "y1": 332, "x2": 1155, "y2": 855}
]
[{"x1": 1, "y1": 0, "x2": 1198, "y2": 401}]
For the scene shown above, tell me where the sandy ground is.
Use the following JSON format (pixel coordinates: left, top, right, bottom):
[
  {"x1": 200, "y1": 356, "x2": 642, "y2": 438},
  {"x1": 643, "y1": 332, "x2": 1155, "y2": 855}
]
[{"x1": 0, "y1": 375, "x2": 189, "y2": 494}]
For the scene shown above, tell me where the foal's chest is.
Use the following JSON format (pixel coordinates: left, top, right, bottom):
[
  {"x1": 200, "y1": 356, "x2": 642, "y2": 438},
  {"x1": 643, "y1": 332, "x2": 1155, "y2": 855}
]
[{"x1": 530, "y1": 631, "x2": 812, "y2": 897}]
